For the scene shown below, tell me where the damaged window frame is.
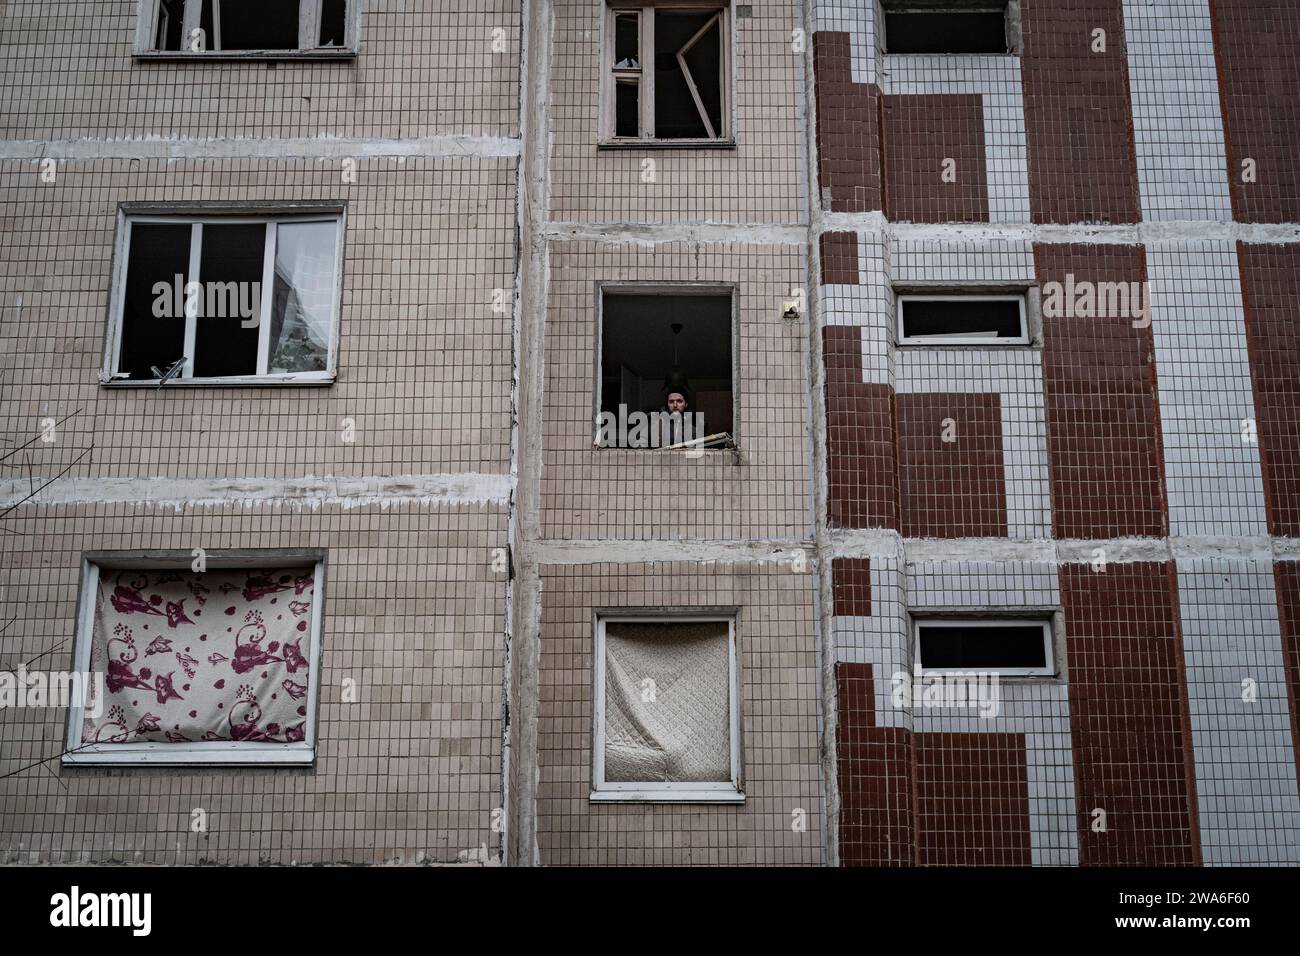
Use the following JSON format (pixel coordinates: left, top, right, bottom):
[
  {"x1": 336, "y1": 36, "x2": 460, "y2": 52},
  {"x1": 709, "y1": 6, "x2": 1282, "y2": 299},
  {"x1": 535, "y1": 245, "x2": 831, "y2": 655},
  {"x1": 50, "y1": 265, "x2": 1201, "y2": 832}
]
[
  {"x1": 135, "y1": 0, "x2": 359, "y2": 59},
  {"x1": 591, "y1": 613, "x2": 744, "y2": 803},
  {"x1": 895, "y1": 290, "x2": 1032, "y2": 346},
  {"x1": 63, "y1": 550, "x2": 327, "y2": 767},
  {"x1": 594, "y1": 282, "x2": 740, "y2": 452},
  {"x1": 913, "y1": 616, "x2": 1057, "y2": 678},
  {"x1": 599, "y1": 0, "x2": 735, "y2": 148},
  {"x1": 103, "y1": 202, "x2": 346, "y2": 387},
  {"x1": 881, "y1": 1, "x2": 1022, "y2": 56}
]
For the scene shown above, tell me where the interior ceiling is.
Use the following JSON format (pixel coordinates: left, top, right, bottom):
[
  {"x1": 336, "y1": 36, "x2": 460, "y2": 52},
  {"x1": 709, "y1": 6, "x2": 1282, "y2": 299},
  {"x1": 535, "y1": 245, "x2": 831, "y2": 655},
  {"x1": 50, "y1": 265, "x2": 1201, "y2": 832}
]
[{"x1": 602, "y1": 293, "x2": 732, "y2": 382}]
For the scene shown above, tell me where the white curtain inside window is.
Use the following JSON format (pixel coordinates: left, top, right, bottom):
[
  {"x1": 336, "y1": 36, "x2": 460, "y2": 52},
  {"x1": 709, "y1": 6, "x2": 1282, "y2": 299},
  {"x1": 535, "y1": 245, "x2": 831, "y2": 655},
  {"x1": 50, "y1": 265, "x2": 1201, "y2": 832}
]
[{"x1": 603, "y1": 620, "x2": 731, "y2": 783}]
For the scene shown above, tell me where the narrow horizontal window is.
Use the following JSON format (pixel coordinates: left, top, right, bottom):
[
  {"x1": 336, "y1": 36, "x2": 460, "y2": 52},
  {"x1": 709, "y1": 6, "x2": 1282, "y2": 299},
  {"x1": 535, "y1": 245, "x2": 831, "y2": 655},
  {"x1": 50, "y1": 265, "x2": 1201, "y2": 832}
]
[
  {"x1": 64, "y1": 556, "x2": 325, "y2": 766},
  {"x1": 108, "y1": 211, "x2": 342, "y2": 385},
  {"x1": 915, "y1": 619, "x2": 1054, "y2": 676},
  {"x1": 897, "y1": 295, "x2": 1028, "y2": 345},
  {"x1": 597, "y1": 289, "x2": 735, "y2": 450},
  {"x1": 144, "y1": 0, "x2": 353, "y2": 54},
  {"x1": 602, "y1": 3, "x2": 731, "y2": 144},
  {"x1": 883, "y1": 5, "x2": 1010, "y2": 55},
  {"x1": 593, "y1": 616, "x2": 743, "y2": 802}
]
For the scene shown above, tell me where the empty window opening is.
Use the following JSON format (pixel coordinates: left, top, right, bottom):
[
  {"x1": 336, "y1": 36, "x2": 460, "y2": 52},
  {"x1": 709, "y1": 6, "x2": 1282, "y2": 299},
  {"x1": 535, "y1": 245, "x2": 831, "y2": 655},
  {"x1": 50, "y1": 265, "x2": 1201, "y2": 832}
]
[
  {"x1": 598, "y1": 290, "x2": 734, "y2": 450},
  {"x1": 64, "y1": 555, "x2": 325, "y2": 766},
  {"x1": 915, "y1": 619, "x2": 1054, "y2": 676},
  {"x1": 111, "y1": 212, "x2": 341, "y2": 384},
  {"x1": 593, "y1": 617, "x2": 743, "y2": 801},
  {"x1": 883, "y1": 3, "x2": 1011, "y2": 54},
  {"x1": 897, "y1": 294, "x2": 1027, "y2": 344},
  {"x1": 603, "y1": 3, "x2": 731, "y2": 142},
  {"x1": 147, "y1": 0, "x2": 350, "y2": 53}
]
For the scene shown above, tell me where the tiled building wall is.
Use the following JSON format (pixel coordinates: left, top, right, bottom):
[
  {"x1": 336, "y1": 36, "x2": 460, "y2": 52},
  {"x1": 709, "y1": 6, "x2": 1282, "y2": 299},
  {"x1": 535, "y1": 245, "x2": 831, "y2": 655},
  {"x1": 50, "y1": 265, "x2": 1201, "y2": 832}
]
[
  {"x1": 0, "y1": 160, "x2": 517, "y2": 478},
  {"x1": 536, "y1": 562, "x2": 822, "y2": 866},
  {"x1": 540, "y1": 242, "x2": 810, "y2": 542},
  {"x1": 0, "y1": 0, "x2": 521, "y2": 139},
  {"x1": 0, "y1": 504, "x2": 507, "y2": 864},
  {"x1": 1, "y1": 3, "x2": 519, "y2": 865},
  {"x1": 815, "y1": 0, "x2": 1300, "y2": 867},
  {"x1": 548, "y1": 0, "x2": 805, "y2": 224}
]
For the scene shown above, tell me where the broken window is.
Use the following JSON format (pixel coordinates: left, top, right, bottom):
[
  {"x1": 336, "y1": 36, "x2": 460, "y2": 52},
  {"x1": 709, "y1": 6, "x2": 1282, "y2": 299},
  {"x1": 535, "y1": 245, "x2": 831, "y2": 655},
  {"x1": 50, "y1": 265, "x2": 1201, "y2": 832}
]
[
  {"x1": 882, "y1": 2, "x2": 1013, "y2": 55},
  {"x1": 597, "y1": 289, "x2": 735, "y2": 450},
  {"x1": 603, "y1": 3, "x2": 730, "y2": 142},
  {"x1": 145, "y1": 0, "x2": 351, "y2": 53},
  {"x1": 593, "y1": 617, "x2": 743, "y2": 801},
  {"x1": 896, "y1": 294, "x2": 1028, "y2": 344},
  {"x1": 64, "y1": 556, "x2": 324, "y2": 765},
  {"x1": 110, "y1": 211, "x2": 342, "y2": 384},
  {"x1": 914, "y1": 618, "x2": 1055, "y2": 676}
]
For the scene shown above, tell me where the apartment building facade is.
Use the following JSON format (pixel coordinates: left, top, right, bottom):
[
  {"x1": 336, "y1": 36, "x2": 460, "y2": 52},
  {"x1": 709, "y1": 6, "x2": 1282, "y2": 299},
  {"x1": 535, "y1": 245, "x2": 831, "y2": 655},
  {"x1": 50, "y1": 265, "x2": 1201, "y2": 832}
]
[{"x1": 1, "y1": 0, "x2": 1298, "y2": 867}]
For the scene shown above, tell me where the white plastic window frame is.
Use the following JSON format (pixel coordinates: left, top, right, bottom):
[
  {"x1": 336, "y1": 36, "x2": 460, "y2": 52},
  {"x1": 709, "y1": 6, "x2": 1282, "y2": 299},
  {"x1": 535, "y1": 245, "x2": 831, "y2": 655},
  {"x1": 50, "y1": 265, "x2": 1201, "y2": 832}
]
[
  {"x1": 913, "y1": 617, "x2": 1055, "y2": 678},
  {"x1": 896, "y1": 293, "x2": 1029, "y2": 346},
  {"x1": 881, "y1": 3, "x2": 1021, "y2": 57},
  {"x1": 599, "y1": 1, "x2": 734, "y2": 146},
  {"x1": 591, "y1": 614, "x2": 744, "y2": 803},
  {"x1": 63, "y1": 552, "x2": 327, "y2": 766},
  {"x1": 103, "y1": 208, "x2": 345, "y2": 386},
  {"x1": 136, "y1": 0, "x2": 359, "y2": 57}
]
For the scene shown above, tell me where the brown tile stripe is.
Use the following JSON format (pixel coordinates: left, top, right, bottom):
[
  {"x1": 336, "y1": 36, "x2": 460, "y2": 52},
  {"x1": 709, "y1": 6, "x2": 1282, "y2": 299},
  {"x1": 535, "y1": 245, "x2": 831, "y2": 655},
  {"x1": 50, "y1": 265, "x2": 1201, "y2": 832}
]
[
  {"x1": 1061, "y1": 562, "x2": 1199, "y2": 866},
  {"x1": 836, "y1": 662, "x2": 914, "y2": 866},
  {"x1": 897, "y1": 391, "x2": 1008, "y2": 538},
  {"x1": 831, "y1": 558, "x2": 872, "y2": 616},
  {"x1": 1209, "y1": 1, "x2": 1300, "y2": 223},
  {"x1": 915, "y1": 732, "x2": 1033, "y2": 866},
  {"x1": 824, "y1": 325, "x2": 899, "y2": 530},
  {"x1": 1035, "y1": 244, "x2": 1168, "y2": 539},
  {"x1": 1239, "y1": 243, "x2": 1300, "y2": 537},
  {"x1": 1020, "y1": 0, "x2": 1140, "y2": 224},
  {"x1": 819, "y1": 230, "x2": 860, "y2": 286},
  {"x1": 1272, "y1": 563, "x2": 1300, "y2": 796},
  {"x1": 813, "y1": 31, "x2": 883, "y2": 213},
  {"x1": 882, "y1": 93, "x2": 990, "y2": 223}
]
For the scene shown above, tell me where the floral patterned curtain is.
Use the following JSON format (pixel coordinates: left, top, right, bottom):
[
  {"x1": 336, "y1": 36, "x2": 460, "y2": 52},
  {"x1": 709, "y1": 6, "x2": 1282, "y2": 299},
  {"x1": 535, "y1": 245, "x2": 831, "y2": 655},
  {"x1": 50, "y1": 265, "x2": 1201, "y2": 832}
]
[{"x1": 83, "y1": 567, "x2": 315, "y2": 746}]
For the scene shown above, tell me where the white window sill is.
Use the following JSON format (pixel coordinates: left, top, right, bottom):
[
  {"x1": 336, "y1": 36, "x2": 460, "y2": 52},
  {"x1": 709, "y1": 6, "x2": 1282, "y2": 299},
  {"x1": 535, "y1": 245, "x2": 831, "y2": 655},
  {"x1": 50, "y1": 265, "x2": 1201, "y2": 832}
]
[
  {"x1": 598, "y1": 138, "x2": 736, "y2": 151},
  {"x1": 590, "y1": 789, "x2": 745, "y2": 804},
  {"x1": 63, "y1": 744, "x2": 315, "y2": 767},
  {"x1": 101, "y1": 374, "x2": 335, "y2": 388},
  {"x1": 134, "y1": 49, "x2": 356, "y2": 62}
]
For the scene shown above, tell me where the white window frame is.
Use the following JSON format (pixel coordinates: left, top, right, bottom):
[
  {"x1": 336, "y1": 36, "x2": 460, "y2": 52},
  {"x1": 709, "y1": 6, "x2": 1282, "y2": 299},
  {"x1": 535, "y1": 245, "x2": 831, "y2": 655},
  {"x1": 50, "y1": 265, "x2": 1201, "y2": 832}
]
[
  {"x1": 136, "y1": 0, "x2": 360, "y2": 57},
  {"x1": 896, "y1": 294, "x2": 1029, "y2": 346},
  {"x1": 599, "y1": 1, "x2": 734, "y2": 146},
  {"x1": 881, "y1": 3, "x2": 1020, "y2": 57},
  {"x1": 913, "y1": 617, "x2": 1055, "y2": 678},
  {"x1": 592, "y1": 614, "x2": 744, "y2": 803},
  {"x1": 103, "y1": 207, "x2": 345, "y2": 386},
  {"x1": 63, "y1": 552, "x2": 327, "y2": 766}
]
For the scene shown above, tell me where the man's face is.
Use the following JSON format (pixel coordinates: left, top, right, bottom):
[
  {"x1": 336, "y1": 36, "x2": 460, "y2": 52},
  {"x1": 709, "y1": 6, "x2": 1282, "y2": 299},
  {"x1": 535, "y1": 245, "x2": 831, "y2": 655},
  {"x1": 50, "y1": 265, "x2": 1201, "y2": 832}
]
[{"x1": 667, "y1": 393, "x2": 687, "y2": 413}]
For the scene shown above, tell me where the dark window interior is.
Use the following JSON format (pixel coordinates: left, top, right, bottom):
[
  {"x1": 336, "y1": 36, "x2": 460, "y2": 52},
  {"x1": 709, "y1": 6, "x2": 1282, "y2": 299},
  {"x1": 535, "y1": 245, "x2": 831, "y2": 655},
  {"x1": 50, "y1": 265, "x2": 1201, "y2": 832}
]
[
  {"x1": 885, "y1": 11, "x2": 1008, "y2": 54},
  {"x1": 119, "y1": 224, "x2": 191, "y2": 380},
  {"x1": 319, "y1": 0, "x2": 348, "y2": 46},
  {"x1": 192, "y1": 223, "x2": 266, "y2": 377},
  {"x1": 918, "y1": 623, "x2": 1050, "y2": 670},
  {"x1": 601, "y1": 292, "x2": 733, "y2": 440},
  {"x1": 214, "y1": 0, "x2": 300, "y2": 51},
  {"x1": 900, "y1": 298, "x2": 1024, "y2": 340},
  {"x1": 155, "y1": 0, "x2": 186, "y2": 50},
  {"x1": 654, "y1": 12, "x2": 723, "y2": 138},
  {"x1": 616, "y1": 81, "x2": 639, "y2": 137},
  {"x1": 199, "y1": 0, "x2": 214, "y2": 50},
  {"x1": 615, "y1": 13, "x2": 639, "y2": 66}
]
